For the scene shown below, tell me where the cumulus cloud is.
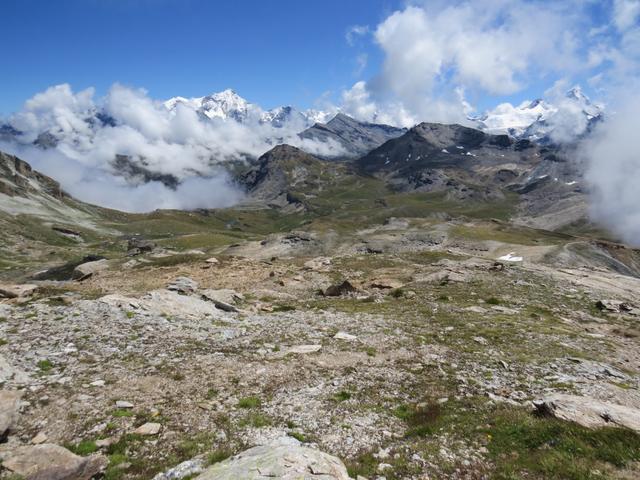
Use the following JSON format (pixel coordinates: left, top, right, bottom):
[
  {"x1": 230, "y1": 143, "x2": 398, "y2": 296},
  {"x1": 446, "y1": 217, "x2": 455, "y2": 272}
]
[
  {"x1": 582, "y1": 89, "x2": 640, "y2": 245},
  {"x1": 580, "y1": 1, "x2": 640, "y2": 244},
  {"x1": 340, "y1": 1, "x2": 588, "y2": 126},
  {"x1": 3, "y1": 83, "x2": 346, "y2": 212}
]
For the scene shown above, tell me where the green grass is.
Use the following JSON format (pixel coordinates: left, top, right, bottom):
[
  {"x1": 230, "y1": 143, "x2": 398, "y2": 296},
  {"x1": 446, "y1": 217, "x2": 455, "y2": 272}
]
[
  {"x1": 37, "y1": 359, "x2": 53, "y2": 372},
  {"x1": 66, "y1": 439, "x2": 98, "y2": 456},
  {"x1": 237, "y1": 396, "x2": 261, "y2": 409},
  {"x1": 239, "y1": 412, "x2": 272, "y2": 428},
  {"x1": 487, "y1": 409, "x2": 640, "y2": 479},
  {"x1": 111, "y1": 409, "x2": 135, "y2": 418},
  {"x1": 333, "y1": 390, "x2": 352, "y2": 402},
  {"x1": 393, "y1": 402, "x2": 442, "y2": 437}
]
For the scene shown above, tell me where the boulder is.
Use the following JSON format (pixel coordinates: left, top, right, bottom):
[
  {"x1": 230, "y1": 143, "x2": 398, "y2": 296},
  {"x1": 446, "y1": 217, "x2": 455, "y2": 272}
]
[
  {"x1": 0, "y1": 283, "x2": 38, "y2": 299},
  {"x1": 2, "y1": 444, "x2": 107, "y2": 480},
  {"x1": 127, "y1": 237, "x2": 156, "y2": 255},
  {"x1": 194, "y1": 442, "x2": 350, "y2": 480},
  {"x1": 323, "y1": 280, "x2": 357, "y2": 297},
  {"x1": 167, "y1": 277, "x2": 199, "y2": 295},
  {"x1": 0, "y1": 354, "x2": 31, "y2": 384},
  {"x1": 72, "y1": 259, "x2": 109, "y2": 280},
  {"x1": 533, "y1": 394, "x2": 640, "y2": 432},
  {"x1": 201, "y1": 289, "x2": 243, "y2": 312},
  {"x1": 596, "y1": 299, "x2": 636, "y2": 314},
  {"x1": 0, "y1": 390, "x2": 22, "y2": 439},
  {"x1": 133, "y1": 422, "x2": 162, "y2": 435}
]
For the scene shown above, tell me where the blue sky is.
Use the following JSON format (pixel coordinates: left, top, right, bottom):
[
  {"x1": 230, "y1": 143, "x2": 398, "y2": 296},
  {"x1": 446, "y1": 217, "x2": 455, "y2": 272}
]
[
  {"x1": 1, "y1": 0, "x2": 403, "y2": 114},
  {"x1": 2, "y1": 0, "x2": 636, "y2": 122}
]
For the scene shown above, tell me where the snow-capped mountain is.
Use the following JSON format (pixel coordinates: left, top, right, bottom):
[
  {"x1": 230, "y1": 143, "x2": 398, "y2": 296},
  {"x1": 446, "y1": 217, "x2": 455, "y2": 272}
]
[
  {"x1": 163, "y1": 89, "x2": 333, "y2": 129},
  {"x1": 473, "y1": 87, "x2": 603, "y2": 144}
]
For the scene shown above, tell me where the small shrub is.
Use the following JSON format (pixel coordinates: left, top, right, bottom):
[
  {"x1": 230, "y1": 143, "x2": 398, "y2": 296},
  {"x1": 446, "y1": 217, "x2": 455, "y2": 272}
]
[
  {"x1": 333, "y1": 390, "x2": 352, "y2": 402},
  {"x1": 238, "y1": 396, "x2": 261, "y2": 409},
  {"x1": 485, "y1": 297, "x2": 501, "y2": 305},
  {"x1": 37, "y1": 359, "x2": 53, "y2": 372}
]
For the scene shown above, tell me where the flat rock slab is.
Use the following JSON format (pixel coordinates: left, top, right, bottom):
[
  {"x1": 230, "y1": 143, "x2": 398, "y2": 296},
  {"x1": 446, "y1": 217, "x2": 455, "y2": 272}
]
[
  {"x1": 201, "y1": 289, "x2": 243, "y2": 312},
  {"x1": 333, "y1": 331, "x2": 357, "y2": 341},
  {"x1": 288, "y1": 345, "x2": 322, "y2": 354},
  {"x1": 0, "y1": 390, "x2": 22, "y2": 438},
  {"x1": 167, "y1": 277, "x2": 199, "y2": 294},
  {"x1": 3, "y1": 444, "x2": 107, "y2": 480},
  {"x1": 195, "y1": 443, "x2": 350, "y2": 480},
  {"x1": 134, "y1": 422, "x2": 162, "y2": 435},
  {"x1": 534, "y1": 394, "x2": 640, "y2": 432},
  {"x1": 72, "y1": 259, "x2": 109, "y2": 280},
  {"x1": 0, "y1": 283, "x2": 38, "y2": 298}
]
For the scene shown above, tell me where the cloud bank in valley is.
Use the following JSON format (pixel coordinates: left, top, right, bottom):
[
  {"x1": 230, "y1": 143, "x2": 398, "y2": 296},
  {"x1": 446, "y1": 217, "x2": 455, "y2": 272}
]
[{"x1": 2, "y1": 84, "x2": 345, "y2": 212}]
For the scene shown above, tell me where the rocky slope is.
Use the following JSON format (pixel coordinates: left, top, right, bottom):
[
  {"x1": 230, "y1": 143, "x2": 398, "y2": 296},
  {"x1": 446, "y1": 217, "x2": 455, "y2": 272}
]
[
  {"x1": 299, "y1": 113, "x2": 406, "y2": 158},
  {"x1": 355, "y1": 122, "x2": 587, "y2": 230}
]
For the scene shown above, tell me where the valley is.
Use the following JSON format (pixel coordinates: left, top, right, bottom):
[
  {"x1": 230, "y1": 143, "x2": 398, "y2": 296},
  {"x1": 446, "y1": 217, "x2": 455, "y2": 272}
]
[{"x1": 1, "y1": 111, "x2": 640, "y2": 480}]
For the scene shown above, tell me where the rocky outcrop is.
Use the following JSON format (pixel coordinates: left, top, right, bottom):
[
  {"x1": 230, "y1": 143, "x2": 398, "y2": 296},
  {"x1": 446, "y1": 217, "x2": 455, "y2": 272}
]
[
  {"x1": 72, "y1": 259, "x2": 109, "y2": 281},
  {"x1": 2, "y1": 444, "x2": 107, "y2": 480},
  {"x1": 194, "y1": 440, "x2": 350, "y2": 480},
  {"x1": 534, "y1": 394, "x2": 640, "y2": 432},
  {"x1": 0, "y1": 283, "x2": 38, "y2": 299},
  {"x1": 0, "y1": 390, "x2": 22, "y2": 440}
]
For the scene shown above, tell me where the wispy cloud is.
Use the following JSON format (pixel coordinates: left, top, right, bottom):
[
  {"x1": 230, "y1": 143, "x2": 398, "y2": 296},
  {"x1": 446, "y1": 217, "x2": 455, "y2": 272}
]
[{"x1": 345, "y1": 24, "x2": 369, "y2": 46}]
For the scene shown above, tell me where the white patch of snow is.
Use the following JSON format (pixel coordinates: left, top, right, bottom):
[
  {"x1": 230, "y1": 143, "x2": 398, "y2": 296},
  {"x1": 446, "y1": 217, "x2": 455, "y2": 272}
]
[{"x1": 498, "y1": 252, "x2": 523, "y2": 262}]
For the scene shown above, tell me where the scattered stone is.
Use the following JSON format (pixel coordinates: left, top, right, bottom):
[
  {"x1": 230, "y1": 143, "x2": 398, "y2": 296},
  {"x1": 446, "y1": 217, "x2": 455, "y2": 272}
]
[
  {"x1": 90, "y1": 380, "x2": 105, "y2": 387},
  {"x1": 205, "y1": 257, "x2": 220, "y2": 264},
  {"x1": 72, "y1": 259, "x2": 109, "y2": 280},
  {"x1": 303, "y1": 257, "x2": 331, "y2": 271},
  {"x1": 133, "y1": 422, "x2": 162, "y2": 435},
  {"x1": 2, "y1": 444, "x2": 107, "y2": 480},
  {"x1": 95, "y1": 437, "x2": 118, "y2": 448},
  {"x1": 0, "y1": 283, "x2": 38, "y2": 299},
  {"x1": 194, "y1": 440, "x2": 350, "y2": 479},
  {"x1": 533, "y1": 394, "x2": 640, "y2": 433},
  {"x1": 473, "y1": 336, "x2": 488, "y2": 346},
  {"x1": 167, "y1": 277, "x2": 199, "y2": 295},
  {"x1": 323, "y1": 280, "x2": 357, "y2": 297},
  {"x1": 596, "y1": 299, "x2": 636, "y2": 314},
  {"x1": 153, "y1": 459, "x2": 207, "y2": 480},
  {"x1": 288, "y1": 345, "x2": 322, "y2": 354},
  {"x1": 115, "y1": 400, "x2": 134, "y2": 409},
  {"x1": 334, "y1": 331, "x2": 357, "y2": 341},
  {"x1": 0, "y1": 390, "x2": 22, "y2": 439}
]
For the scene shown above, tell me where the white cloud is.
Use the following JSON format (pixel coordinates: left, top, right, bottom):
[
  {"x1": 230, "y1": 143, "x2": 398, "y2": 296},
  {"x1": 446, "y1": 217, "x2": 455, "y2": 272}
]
[
  {"x1": 339, "y1": 1, "x2": 592, "y2": 126},
  {"x1": 4, "y1": 83, "x2": 348, "y2": 212},
  {"x1": 613, "y1": 0, "x2": 640, "y2": 32},
  {"x1": 582, "y1": 86, "x2": 640, "y2": 245},
  {"x1": 345, "y1": 25, "x2": 369, "y2": 46}
]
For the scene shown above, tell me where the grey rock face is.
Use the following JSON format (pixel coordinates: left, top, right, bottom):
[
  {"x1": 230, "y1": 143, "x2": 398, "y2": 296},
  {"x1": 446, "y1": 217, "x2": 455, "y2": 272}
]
[
  {"x1": 0, "y1": 389, "x2": 22, "y2": 439},
  {"x1": 299, "y1": 113, "x2": 405, "y2": 158},
  {"x1": 194, "y1": 442, "x2": 351, "y2": 480},
  {"x1": 534, "y1": 394, "x2": 640, "y2": 432},
  {"x1": 2, "y1": 444, "x2": 107, "y2": 480}
]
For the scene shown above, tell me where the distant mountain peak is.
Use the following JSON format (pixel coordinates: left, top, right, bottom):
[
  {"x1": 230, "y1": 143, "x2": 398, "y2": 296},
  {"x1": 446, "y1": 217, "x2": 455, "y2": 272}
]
[{"x1": 472, "y1": 86, "x2": 603, "y2": 144}]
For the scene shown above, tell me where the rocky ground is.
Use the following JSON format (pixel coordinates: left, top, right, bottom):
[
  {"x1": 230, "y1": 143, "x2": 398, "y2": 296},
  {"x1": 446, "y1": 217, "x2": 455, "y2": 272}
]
[{"x1": 1, "y1": 217, "x2": 640, "y2": 479}]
